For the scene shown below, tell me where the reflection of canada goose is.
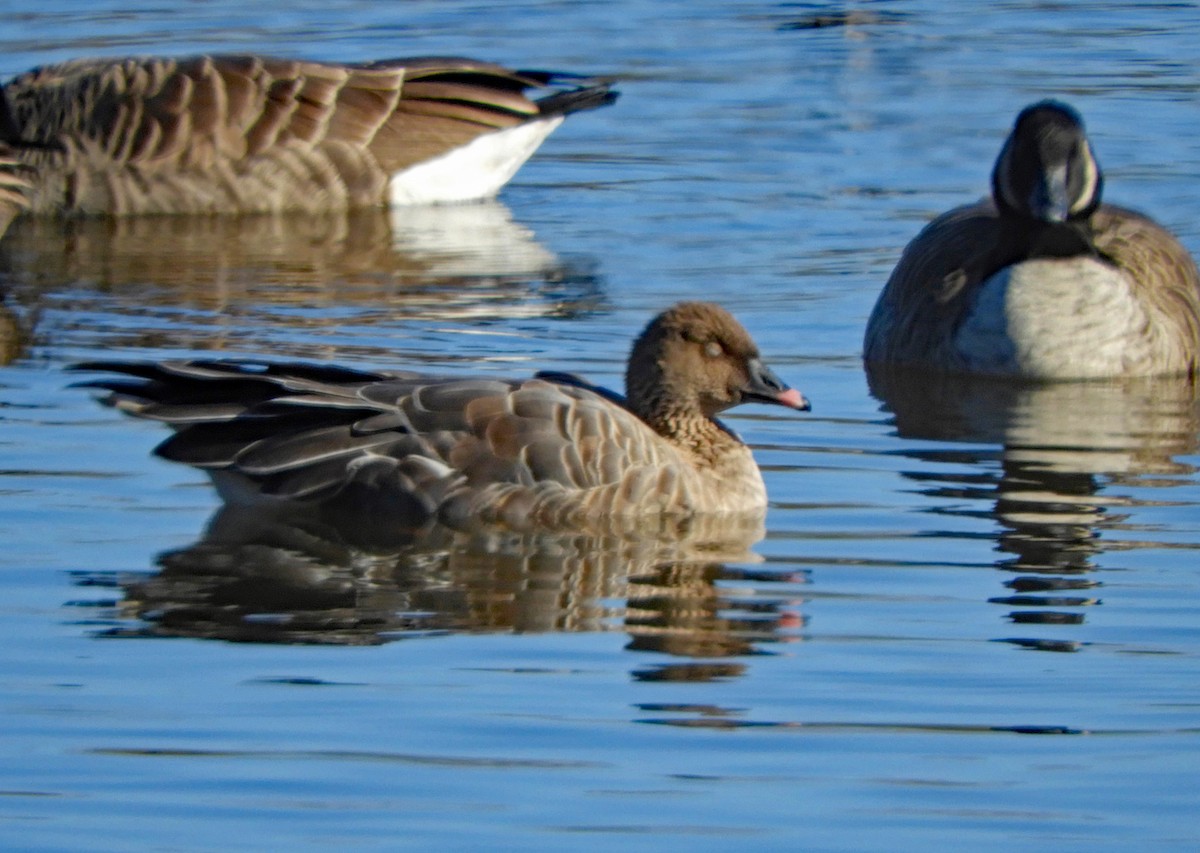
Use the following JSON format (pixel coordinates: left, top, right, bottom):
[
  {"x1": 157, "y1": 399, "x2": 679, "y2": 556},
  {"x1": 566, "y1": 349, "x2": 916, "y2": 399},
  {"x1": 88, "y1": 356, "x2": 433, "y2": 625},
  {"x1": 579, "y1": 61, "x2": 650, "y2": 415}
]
[
  {"x1": 864, "y1": 101, "x2": 1200, "y2": 379},
  {"x1": 867, "y1": 365, "x2": 1200, "y2": 650},
  {"x1": 75, "y1": 302, "x2": 809, "y2": 532},
  {"x1": 0, "y1": 55, "x2": 617, "y2": 214},
  {"x1": 867, "y1": 366, "x2": 1200, "y2": 476},
  {"x1": 1, "y1": 200, "x2": 579, "y2": 301}
]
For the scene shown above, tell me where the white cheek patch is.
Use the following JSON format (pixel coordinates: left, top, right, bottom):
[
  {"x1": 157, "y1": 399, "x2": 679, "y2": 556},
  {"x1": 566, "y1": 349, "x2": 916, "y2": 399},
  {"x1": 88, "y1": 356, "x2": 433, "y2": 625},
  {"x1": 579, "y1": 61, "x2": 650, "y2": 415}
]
[
  {"x1": 388, "y1": 116, "x2": 565, "y2": 206},
  {"x1": 1070, "y1": 142, "x2": 1100, "y2": 215}
]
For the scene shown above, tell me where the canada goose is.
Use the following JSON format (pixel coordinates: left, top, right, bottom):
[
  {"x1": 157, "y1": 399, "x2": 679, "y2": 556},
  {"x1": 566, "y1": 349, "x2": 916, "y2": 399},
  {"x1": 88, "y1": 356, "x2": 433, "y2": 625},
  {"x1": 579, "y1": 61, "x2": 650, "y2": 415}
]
[
  {"x1": 863, "y1": 100, "x2": 1200, "y2": 379},
  {"x1": 0, "y1": 54, "x2": 617, "y2": 215},
  {"x1": 73, "y1": 302, "x2": 810, "y2": 532},
  {"x1": 0, "y1": 146, "x2": 31, "y2": 236}
]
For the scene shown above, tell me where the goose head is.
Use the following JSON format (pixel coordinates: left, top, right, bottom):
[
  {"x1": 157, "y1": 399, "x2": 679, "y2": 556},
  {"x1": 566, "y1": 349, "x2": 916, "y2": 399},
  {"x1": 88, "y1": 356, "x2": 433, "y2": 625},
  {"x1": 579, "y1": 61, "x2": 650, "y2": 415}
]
[
  {"x1": 624, "y1": 301, "x2": 809, "y2": 428},
  {"x1": 992, "y1": 100, "x2": 1103, "y2": 225}
]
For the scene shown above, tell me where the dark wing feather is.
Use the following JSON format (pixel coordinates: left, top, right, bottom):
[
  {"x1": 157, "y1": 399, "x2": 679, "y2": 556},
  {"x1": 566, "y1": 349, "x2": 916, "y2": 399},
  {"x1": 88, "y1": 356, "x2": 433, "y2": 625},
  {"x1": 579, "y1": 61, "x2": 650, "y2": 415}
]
[
  {"x1": 1093, "y1": 204, "x2": 1200, "y2": 367},
  {"x1": 864, "y1": 200, "x2": 1008, "y2": 365}
]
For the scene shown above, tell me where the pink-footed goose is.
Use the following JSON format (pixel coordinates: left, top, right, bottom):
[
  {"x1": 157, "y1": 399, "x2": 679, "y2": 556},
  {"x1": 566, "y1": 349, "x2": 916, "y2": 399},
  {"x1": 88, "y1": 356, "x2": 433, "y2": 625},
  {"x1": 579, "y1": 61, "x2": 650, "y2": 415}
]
[
  {"x1": 74, "y1": 302, "x2": 810, "y2": 532},
  {"x1": 864, "y1": 100, "x2": 1200, "y2": 379},
  {"x1": 0, "y1": 54, "x2": 617, "y2": 215}
]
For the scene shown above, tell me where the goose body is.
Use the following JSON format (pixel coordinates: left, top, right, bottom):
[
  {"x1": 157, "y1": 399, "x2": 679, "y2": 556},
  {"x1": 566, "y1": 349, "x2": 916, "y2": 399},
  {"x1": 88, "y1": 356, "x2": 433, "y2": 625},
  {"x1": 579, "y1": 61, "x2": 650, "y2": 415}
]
[
  {"x1": 0, "y1": 54, "x2": 617, "y2": 215},
  {"x1": 0, "y1": 148, "x2": 30, "y2": 236},
  {"x1": 75, "y1": 302, "x2": 809, "y2": 533},
  {"x1": 864, "y1": 101, "x2": 1200, "y2": 379}
]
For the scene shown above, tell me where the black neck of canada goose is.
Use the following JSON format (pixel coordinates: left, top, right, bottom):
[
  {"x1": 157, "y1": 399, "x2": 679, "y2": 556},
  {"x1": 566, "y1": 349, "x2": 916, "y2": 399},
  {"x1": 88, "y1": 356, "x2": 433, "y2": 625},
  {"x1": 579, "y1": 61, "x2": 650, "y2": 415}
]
[
  {"x1": 991, "y1": 100, "x2": 1105, "y2": 257},
  {"x1": 624, "y1": 302, "x2": 809, "y2": 459}
]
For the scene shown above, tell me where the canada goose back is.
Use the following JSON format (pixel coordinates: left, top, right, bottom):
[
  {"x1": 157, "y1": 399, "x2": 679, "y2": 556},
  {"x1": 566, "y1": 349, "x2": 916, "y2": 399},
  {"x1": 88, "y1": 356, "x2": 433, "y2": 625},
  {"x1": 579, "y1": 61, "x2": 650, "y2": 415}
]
[
  {"x1": 1, "y1": 55, "x2": 617, "y2": 214},
  {"x1": 73, "y1": 302, "x2": 809, "y2": 533},
  {"x1": 864, "y1": 100, "x2": 1200, "y2": 379}
]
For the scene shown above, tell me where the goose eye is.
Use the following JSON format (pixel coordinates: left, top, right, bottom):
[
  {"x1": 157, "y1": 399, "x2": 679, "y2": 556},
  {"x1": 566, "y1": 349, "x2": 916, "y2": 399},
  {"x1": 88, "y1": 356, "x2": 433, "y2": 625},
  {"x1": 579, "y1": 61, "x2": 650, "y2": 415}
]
[{"x1": 703, "y1": 340, "x2": 724, "y2": 359}]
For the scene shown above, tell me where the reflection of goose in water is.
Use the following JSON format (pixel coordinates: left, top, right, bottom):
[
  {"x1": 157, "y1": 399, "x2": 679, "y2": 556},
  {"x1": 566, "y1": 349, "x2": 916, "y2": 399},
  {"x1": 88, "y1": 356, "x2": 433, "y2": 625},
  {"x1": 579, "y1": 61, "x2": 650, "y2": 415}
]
[
  {"x1": 2, "y1": 200, "x2": 601, "y2": 313},
  {"x1": 867, "y1": 365, "x2": 1200, "y2": 651},
  {"x1": 625, "y1": 560, "x2": 808, "y2": 680},
  {"x1": 71, "y1": 498, "x2": 805, "y2": 669},
  {"x1": 387, "y1": 202, "x2": 559, "y2": 283},
  {"x1": 0, "y1": 200, "x2": 606, "y2": 359},
  {"x1": 0, "y1": 300, "x2": 32, "y2": 366}
]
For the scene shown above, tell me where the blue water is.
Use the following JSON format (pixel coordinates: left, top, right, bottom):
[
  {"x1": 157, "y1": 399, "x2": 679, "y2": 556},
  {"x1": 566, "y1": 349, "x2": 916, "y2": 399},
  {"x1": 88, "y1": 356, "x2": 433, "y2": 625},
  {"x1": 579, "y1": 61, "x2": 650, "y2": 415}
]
[{"x1": 2, "y1": 1, "x2": 1200, "y2": 850}]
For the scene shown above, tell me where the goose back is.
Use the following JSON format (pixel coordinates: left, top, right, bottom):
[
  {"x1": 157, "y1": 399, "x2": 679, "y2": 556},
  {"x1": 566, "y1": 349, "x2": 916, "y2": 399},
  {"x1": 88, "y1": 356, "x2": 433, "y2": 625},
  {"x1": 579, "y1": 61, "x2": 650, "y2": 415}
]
[{"x1": 1, "y1": 55, "x2": 617, "y2": 214}]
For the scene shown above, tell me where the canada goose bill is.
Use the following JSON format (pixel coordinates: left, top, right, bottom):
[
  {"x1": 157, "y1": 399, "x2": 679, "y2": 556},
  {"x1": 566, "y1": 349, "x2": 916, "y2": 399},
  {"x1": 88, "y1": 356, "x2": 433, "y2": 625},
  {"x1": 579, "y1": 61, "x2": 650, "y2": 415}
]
[
  {"x1": 72, "y1": 302, "x2": 810, "y2": 534},
  {"x1": 0, "y1": 54, "x2": 618, "y2": 215},
  {"x1": 864, "y1": 99, "x2": 1200, "y2": 380}
]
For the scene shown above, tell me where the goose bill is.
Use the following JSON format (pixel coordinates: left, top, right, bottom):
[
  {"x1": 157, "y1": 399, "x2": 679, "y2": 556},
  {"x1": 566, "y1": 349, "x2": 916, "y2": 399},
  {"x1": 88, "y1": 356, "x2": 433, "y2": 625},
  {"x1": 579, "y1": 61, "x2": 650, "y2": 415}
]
[{"x1": 742, "y1": 360, "x2": 811, "y2": 411}]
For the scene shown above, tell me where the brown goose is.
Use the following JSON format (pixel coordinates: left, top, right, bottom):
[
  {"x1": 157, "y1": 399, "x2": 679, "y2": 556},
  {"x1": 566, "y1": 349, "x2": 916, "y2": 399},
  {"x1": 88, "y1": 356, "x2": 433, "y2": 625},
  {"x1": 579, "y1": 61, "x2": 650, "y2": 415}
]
[
  {"x1": 864, "y1": 100, "x2": 1200, "y2": 379},
  {"x1": 73, "y1": 302, "x2": 809, "y2": 532},
  {"x1": 0, "y1": 54, "x2": 617, "y2": 214}
]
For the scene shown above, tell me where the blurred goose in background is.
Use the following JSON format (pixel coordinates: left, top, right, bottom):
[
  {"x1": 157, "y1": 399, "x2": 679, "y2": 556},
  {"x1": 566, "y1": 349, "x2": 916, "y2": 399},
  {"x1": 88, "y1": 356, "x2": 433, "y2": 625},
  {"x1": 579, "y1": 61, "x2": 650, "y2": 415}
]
[
  {"x1": 74, "y1": 302, "x2": 810, "y2": 533},
  {"x1": 0, "y1": 54, "x2": 617, "y2": 215},
  {"x1": 864, "y1": 100, "x2": 1200, "y2": 379}
]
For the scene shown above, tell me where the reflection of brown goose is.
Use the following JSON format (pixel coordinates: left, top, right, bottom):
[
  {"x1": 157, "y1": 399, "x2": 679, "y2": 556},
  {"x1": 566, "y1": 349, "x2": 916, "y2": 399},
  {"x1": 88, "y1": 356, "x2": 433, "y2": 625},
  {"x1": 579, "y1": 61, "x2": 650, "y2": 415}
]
[
  {"x1": 1, "y1": 55, "x2": 616, "y2": 213},
  {"x1": 103, "y1": 522, "x2": 639, "y2": 645},
  {"x1": 625, "y1": 561, "x2": 806, "y2": 661},
  {"x1": 76, "y1": 302, "x2": 809, "y2": 532},
  {"x1": 79, "y1": 501, "x2": 769, "y2": 647},
  {"x1": 864, "y1": 101, "x2": 1200, "y2": 378}
]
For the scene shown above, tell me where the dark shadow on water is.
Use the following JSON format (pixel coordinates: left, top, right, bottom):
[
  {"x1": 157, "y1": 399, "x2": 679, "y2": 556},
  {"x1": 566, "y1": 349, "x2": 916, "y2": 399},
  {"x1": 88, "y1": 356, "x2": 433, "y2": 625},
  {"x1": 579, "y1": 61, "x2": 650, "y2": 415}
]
[{"x1": 867, "y1": 364, "x2": 1200, "y2": 652}]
